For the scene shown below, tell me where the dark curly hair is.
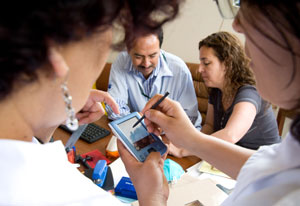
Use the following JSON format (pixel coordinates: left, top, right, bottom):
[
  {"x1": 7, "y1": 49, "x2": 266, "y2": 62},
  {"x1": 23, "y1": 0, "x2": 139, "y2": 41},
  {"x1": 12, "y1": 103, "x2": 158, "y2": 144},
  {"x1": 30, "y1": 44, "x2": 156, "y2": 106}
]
[
  {"x1": 237, "y1": 0, "x2": 300, "y2": 142},
  {"x1": 0, "y1": 0, "x2": 182, "y2": 100},
  {"x1": 198, "y1": 31, "x2": 255, "y2": 100}
]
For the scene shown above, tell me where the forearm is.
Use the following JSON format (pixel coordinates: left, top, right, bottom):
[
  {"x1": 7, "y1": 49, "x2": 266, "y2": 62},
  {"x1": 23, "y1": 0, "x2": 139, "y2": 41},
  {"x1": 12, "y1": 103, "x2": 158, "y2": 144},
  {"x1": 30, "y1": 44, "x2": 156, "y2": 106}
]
[
  {"x1": 209, "y1": 102, "x2": 257, "y2": 143},
  {"x1": 210, "y1": 128, "x2": 242, "y2": 144},
  {"x1": 187, "y1": 131, "x2": 255, "y2": 179}
]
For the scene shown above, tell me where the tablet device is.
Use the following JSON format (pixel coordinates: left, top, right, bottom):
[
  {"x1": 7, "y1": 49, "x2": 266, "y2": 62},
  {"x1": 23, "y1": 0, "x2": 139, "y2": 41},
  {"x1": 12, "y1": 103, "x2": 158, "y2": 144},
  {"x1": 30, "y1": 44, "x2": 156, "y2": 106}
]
[{"x1": 109, "y1": 112, "x2": 167, "y2": 162}]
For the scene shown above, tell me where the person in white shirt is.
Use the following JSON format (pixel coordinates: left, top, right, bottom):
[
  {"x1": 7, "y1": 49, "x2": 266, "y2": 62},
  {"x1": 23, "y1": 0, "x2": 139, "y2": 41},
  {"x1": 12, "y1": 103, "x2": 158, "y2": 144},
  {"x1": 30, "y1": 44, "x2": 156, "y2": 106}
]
[
  {"x1": 106, "y1": 28, "x2": 202, "y2": 129},
  {"x1": 118, "y1": 0, "x2": 300, "y2": 205},
  {"x1": 0, "y1": 0, "x2": 182, "y2": 205}
]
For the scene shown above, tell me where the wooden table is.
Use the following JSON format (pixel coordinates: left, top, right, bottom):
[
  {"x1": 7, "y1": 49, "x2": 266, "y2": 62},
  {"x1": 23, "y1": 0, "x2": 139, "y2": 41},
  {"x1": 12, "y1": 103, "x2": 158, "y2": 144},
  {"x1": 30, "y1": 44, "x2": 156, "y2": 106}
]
[{"x1": 53, "y1": 116, "x2": 200, "y2": 171}]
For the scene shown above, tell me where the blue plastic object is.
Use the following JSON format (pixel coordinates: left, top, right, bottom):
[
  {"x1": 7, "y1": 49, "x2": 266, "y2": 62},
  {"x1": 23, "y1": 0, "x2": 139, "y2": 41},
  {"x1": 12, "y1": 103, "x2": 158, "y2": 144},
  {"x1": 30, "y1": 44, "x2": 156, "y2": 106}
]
[
  {"x1": 92, "y1": 160, "x2": 108, "y2": 188},
  {"x1": 163, "y1": 158, "x2": 184, "y2": 183},
  {"x1": 115, "y1": 177, "x2": 137, "y2": 200}
]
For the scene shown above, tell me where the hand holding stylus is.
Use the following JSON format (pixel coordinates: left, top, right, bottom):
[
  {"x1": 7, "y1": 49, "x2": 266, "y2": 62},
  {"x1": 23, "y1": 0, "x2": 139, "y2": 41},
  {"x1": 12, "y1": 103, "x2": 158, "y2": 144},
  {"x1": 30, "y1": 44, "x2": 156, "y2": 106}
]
[{"x1": 132, "y1": 92, "x2": 170, "y2": 128}]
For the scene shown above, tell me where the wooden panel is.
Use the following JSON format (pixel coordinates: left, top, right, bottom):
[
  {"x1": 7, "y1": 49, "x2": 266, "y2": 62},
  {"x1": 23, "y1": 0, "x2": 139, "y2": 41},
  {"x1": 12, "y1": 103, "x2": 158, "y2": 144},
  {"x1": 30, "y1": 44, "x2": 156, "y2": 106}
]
[
  {"x1": 276, "y1": 108, "x2": 295, "y2": 136},
  {"x1": 96, "y1": 63, "x2": 112, "y2": 91}
]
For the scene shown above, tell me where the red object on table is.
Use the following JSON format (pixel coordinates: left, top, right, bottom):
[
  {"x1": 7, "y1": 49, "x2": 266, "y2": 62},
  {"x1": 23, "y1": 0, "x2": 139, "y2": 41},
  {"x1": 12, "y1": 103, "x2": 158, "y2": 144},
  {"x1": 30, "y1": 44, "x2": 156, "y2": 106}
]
[{"x1": 81, "y1": 149, "x2": 111, "y2": 168}]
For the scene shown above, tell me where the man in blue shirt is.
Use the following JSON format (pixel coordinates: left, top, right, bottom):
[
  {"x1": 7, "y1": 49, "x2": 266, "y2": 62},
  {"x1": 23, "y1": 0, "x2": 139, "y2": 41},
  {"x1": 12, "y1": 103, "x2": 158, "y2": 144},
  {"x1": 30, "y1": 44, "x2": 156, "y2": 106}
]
[{"x1": 106, "y1": 28, "x2": 202, "y2": 129}]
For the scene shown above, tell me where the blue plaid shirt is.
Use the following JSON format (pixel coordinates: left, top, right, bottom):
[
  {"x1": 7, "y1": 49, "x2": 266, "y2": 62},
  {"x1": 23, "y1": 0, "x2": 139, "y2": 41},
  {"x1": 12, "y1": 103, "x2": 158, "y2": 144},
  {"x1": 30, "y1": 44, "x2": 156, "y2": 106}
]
[{"x1": 106, "y1": 50, "x2": 202, "y2": 129}]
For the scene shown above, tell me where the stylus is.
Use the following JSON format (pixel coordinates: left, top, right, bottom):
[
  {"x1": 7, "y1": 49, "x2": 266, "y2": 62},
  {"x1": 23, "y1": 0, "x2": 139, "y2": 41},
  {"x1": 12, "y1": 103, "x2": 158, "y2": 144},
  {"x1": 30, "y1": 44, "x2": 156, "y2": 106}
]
[{"x1": 132, "y1": 91, "x2": 169, "y2": 128}]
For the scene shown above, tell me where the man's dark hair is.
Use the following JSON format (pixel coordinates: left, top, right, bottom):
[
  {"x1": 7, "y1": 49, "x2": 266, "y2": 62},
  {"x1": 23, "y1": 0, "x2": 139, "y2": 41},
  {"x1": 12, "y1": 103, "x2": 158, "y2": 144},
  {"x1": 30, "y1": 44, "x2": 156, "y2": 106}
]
[
  {"x1": 126, "y1": 27, "x2": 164, "y2": 51},
  {"x1": 0, "y1": 0, "x2": 181, "y2": 100}
]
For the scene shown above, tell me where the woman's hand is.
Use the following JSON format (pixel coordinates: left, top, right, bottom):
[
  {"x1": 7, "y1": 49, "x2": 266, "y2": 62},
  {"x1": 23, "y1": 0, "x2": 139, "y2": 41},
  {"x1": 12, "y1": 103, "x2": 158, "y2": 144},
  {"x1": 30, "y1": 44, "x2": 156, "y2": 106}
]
[
  {"x1": 141, "y1": 94, "x2": 198, "y2": 149},
  {"x1": 118, "y1": 140, "x2": 169, "y2": 206},
  {"x1": 76, "y1": 89, "x2": 119, "y2": 125}
]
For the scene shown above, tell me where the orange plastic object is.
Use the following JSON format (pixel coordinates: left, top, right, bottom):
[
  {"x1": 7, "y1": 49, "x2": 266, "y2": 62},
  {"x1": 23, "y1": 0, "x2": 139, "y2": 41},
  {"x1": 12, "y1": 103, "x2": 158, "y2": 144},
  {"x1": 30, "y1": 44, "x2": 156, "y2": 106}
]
[
  {"x1": 67, "y1": 149, "x2": 75, "y2": 163},
  {"x1": 106, "y1": 150, "x2": 119, "y2": 158}
]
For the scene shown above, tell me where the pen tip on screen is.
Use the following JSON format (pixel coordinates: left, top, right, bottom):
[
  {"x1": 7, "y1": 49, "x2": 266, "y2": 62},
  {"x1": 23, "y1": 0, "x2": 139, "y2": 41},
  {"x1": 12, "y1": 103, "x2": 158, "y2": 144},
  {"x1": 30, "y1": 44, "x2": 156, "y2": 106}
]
[
  {"x1": 132, "y1": 92, "x2": 169, "y2": 128},
  {"x1": 132, "y1": 121, "x2": 139, "y2": 128}
]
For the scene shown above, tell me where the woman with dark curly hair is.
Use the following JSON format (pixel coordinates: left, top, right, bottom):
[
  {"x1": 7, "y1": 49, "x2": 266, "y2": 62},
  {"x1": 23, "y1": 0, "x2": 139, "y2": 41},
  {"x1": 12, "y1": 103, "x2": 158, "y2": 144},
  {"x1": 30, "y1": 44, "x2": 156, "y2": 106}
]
[
  {"x1": 0, "y1": 0, "x2": 182, "y2": 205},
  {"x1": 119, "y1": 0, "x2": 300, "y2": 205},
  {"x1": 169, "y1": 31, "x2": 280, "y2": 157}
]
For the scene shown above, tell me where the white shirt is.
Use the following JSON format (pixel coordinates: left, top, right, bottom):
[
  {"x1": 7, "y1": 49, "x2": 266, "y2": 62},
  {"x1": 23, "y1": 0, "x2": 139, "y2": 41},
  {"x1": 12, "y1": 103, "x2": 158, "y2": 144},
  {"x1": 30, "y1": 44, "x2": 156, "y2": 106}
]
[
  {"x1": 106, "y1": 50, "x2": 202, "y2": 129},
  {"x1": 0, "y1": 139, "x2": 124, "y2": 206},
  {"x1": 222, "y1": 132, "x2": 300, "y2": 205}
]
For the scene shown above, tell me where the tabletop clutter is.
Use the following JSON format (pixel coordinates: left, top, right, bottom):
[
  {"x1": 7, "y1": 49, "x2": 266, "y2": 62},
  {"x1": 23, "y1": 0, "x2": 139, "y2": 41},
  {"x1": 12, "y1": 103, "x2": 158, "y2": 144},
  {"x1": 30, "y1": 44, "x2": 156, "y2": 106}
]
[{"x1": 66, "y1": 129, "x2": 234, "y2": 205}]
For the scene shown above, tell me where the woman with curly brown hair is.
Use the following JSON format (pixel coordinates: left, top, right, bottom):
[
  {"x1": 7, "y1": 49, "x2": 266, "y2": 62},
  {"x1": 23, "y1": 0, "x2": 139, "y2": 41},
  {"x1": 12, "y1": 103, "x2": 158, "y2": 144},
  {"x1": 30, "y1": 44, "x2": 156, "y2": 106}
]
[
  {"x1": 199, "y1": 32, "x2": 281, "y2": 149},
  {"x1": 169, "y1": 31, "x2": 280, "y2": 157}
]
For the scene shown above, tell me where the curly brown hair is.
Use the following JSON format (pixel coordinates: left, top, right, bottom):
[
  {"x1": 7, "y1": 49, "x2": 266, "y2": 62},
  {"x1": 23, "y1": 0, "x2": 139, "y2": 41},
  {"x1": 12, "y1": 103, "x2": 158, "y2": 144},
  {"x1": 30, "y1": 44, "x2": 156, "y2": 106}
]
[{"x1": 198, "y1": 31, "x2": 255, "y2": 99}]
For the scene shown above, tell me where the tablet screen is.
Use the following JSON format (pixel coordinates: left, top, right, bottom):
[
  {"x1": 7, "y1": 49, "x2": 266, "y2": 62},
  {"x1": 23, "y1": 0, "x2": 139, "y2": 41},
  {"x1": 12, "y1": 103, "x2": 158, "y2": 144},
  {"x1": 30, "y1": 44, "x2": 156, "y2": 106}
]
[{"x1": 118, "y1": 117, "x2": 155, "y2": 151}]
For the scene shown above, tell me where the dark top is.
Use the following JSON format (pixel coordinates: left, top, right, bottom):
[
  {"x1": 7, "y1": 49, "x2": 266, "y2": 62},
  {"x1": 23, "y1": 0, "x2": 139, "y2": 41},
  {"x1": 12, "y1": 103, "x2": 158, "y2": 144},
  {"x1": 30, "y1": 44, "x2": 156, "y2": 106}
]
[{"x1": 209, "y1": 85, "x2": 281, "y2": 149}]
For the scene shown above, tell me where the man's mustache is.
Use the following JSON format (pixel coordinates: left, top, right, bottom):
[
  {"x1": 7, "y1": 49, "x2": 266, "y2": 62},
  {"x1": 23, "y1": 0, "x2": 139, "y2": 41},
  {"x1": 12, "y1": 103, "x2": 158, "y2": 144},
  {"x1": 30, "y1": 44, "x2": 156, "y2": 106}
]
[{"x1": 138, "y1": 65, "x2": 155, "y2": 70}]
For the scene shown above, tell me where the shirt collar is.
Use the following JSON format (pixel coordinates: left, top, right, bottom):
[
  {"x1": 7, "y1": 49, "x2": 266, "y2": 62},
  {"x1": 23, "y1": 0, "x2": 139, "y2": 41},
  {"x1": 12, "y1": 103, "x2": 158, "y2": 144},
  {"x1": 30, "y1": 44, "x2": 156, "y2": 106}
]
[{"x1": 157, "y1": 50, "x2": 173, "y2": 77}]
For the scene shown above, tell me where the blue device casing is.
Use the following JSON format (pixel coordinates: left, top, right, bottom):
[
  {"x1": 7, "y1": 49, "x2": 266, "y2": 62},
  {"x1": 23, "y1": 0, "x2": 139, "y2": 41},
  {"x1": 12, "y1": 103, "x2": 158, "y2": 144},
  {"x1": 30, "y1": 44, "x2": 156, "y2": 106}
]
[
  {"x1": 108, "y1": 112, "x2": 167, "y2": 162},
  {"x1": 115, "y1": 177, "x2": 137, "y2": 200},
  {"x1": 92, "y1": 160, "x2": 108, "y2": 188}
]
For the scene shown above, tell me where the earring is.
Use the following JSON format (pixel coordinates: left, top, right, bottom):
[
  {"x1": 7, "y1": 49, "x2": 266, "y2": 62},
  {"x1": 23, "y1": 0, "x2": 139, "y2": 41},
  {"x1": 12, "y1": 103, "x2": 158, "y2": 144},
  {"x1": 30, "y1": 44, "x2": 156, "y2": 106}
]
[{"x1": 61, "y1": 82, "x2": 79, "y2": 131}]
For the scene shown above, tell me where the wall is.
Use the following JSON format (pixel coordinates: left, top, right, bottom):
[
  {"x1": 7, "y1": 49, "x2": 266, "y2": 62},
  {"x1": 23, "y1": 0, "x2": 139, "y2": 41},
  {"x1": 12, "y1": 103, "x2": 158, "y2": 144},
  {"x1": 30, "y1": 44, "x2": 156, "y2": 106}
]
[{"x1": 107, "y1": 0, "x2": 244, "y2": 63}]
